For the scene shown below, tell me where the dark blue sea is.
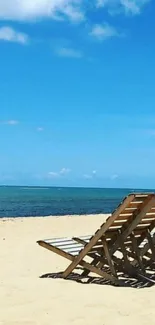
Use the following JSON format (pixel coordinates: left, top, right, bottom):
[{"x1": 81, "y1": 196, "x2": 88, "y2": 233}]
[{"x1": 0, "y1": 186, "x2": 154, "y2": 218}]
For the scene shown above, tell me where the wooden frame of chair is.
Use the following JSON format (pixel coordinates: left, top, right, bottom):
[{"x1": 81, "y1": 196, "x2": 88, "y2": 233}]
[
  {"x1": 126, "y1": 221, "x2": 155, "y2": 271},
  {"x1": 62, "y1": 194, "x2": 155, "y2": 278},
  {"x1": 73, "y1": 235, "x2": 155, "y2": 285},
  {"x1": 37, "y1": 193, "x2": 155, "y2": 283}
]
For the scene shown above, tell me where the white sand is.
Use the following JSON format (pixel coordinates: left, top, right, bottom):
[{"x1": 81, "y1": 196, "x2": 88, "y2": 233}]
[{"x1": 0, "y1": 214, "x2": 155, "y2": 325}]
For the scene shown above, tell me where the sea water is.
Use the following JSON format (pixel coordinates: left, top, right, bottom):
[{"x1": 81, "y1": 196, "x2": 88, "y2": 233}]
[{"x1": 0, "y1": 186, "x2": 154, "y2": 218}]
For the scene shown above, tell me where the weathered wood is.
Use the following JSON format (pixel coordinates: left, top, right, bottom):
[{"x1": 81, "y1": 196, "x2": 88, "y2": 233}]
[
  {"x1": 130, "y1": 233, "x2": 145, "y2": 272},
  {"x1": 73, "y1": 236, "x2": 107, "y2": 276},
  {"x1": 73, "y1": 237, "x2": 88, "y2": 245},
  {"x1": 135, "y1": 194, "x2": 149, "y2": 198},
  {"x1": 102, "y1": 237, "x2": 117, "y2": 277},
  {"x1": 81, "y1": 258, "x2": 99, "y2": 277},
  {"x1": 74, "y1": 197, "x2": 155, "y2": 276},
  {"x1": 114, "y1": 215, "x2": 131, "y2": 221},
  {"x1": 129, "y1": 201, "x2": 143, "y2": 205},
  {"x1": 62, "y1": 194, "x2": 136, "y2": 278},
  {"x1": 139, "y1": 218, "x2": 155, "y2": 224},
  {"x1": 139, "y1": 234, "x2": 155, "y2": 259},
  {"x1": 146, "y1": 231, "x2": 155, "y2": 260},
  {"x1": 109, "y1": 196, "x2": 155, "y2": 250},
  {"x1": 118, "y1": 234, "x2": 131, "y2": 271},
  {"x1": 37, "y1": 193, "x2": 155, "y2": 282},
  {"x1": 37, "y1": 240, "x2": 117, "y2": 282},
  {"x1": 137, "y1": 220, "x2": 155, "y2": 248},
  {"x1": 127, "y1": 232, "x2": 155, "y2": 268},
  {"x1": 111, "y1": 197, "x2": 155, "y2": 255}
]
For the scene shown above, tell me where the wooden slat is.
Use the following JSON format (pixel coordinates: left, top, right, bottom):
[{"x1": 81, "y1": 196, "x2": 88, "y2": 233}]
[
  {"x1": 135, "y1": 224, "x2": 152, "y2": 229},
  {"x1": 119, "y1": 213, "x2": 133, "y2": 217},
  {"x1": 108, "y1": 225, "x2": 122, "y2": 230},
  {"x1": 116, "y1": 211, "x2": 155, "y2": 222},
  {"x1": 130, "y1": 200, "x2": 143, "y2": 204},
  {"x1": 145, "y1": 214, "x2": 155, "y2": 219},
  {"x1": 114, "y1": 217, "x2": 154, "y2": 226},
  {"x1": 111, "y1": 220, "x2": 128, "y2": 225},
  {"x1": 146, "y1": 212, "x2": 155, "y2": 215},
  {"x1": 139, "y1": 219, "x2": 155, "y2": 224},
  {"x1": 140, "y1": 217, "x2": 155, "y2": 222},
  {"x1": 135, "y1": 194, "x2": 149, "y2": 198}
]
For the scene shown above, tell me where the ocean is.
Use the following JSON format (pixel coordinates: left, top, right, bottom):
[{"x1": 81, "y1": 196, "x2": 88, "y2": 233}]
[{"x1": 0, "y1": 186, "x2": 154, "y2": 218}]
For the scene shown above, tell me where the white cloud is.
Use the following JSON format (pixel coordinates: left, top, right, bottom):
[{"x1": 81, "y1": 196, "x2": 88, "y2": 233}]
[
  {"x1": 96, "y1": 0, "x2": 150, "y2": 15},
  {"x1": 83, "y1": 170, "x2": 97, "y2": 179},
  {"x1": 90, "y1": 23, "x2": 120, "y2": 41},
  {"x1": 0, "y1": 0, "x2": 150, "y2": 27},
  {"x1": 0, "y1": 26, "x2": 28, "y2": 44},
  {"x1": 48, "y1": 167, "x2": 71, "y2": 178},
  {"x1": 83, "y1": 174, "x2": 93, "y2": 179},
  {"x1": 110, "y1": 174, "x2": 119, "y2": 180},
  {"x1": 0, "y1": 0, "x2": 84, "y2": 22},
  {"x1": 56, "y1": 47, "x2": 83, "y2": 58},
  {"x1": 37, "y1": 127, "x2": 44, "y2": 132},
  {"x1": 2, "y1": 120, "x2": 19, "y2": 125},
  {"x1": 59, "y1": 167, "x2": 71, "y2": 175},
  {"x1": 48, "y1": 171, "x2": 59, "y2": 178}
]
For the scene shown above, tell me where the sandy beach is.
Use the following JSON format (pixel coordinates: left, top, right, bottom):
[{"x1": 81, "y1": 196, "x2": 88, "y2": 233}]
[{"x1": 1, "y1": 214, "x2": 155, "y2": 325}]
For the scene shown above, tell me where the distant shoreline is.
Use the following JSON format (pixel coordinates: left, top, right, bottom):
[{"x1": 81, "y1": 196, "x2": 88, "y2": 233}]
[
  {"x1": 0, "y1": 185, "x2": 155, "y2": 190},
  {"x1": 0, "y1": 213, "x2": 111, "y2": 221}
]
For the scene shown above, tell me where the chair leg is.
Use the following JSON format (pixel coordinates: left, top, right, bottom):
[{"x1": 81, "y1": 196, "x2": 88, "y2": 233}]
[
  {"x1": 118, "y1": 236, "x2": 132, "y2": 273},
  {"x1": 62, "y1": 258, "x2": 118, "y2": 282},
  {"x1": 146, "y1": 230, "x2": 155, "y2": 261},
  {"x1": 102, "y1": 238, "x2": 117, "y2": 277},
  {"x1": 130, "y1": 233, "x2": 145, "y2": 273}
]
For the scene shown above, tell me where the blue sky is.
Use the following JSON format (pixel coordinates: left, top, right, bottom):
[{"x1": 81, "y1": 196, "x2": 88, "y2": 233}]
[{"x1": 0, "y1": 0, "x2": 155, "y2": 188}]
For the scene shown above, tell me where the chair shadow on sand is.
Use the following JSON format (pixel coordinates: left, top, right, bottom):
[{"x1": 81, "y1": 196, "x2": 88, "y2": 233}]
[{"x1": 40, "y1": 263, "x2": 155, "y2": 289}]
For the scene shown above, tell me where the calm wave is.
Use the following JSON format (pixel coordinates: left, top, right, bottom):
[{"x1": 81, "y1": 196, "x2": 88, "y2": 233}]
[{"x1": 0, "y1": 186, "x2": 154, "y2": 218}]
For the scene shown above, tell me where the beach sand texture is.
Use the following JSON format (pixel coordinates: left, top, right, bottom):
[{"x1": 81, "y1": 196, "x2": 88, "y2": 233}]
[{"x1": 0, "y1": 214, "x2": 155, "y2": 325}]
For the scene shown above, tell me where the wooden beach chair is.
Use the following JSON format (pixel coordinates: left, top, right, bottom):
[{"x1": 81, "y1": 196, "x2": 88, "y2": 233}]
[
  {"x1": 37, "y1": 193, "x2": 155, "y2": 284},
  {"x1": 73, "y1": 197, "x2": 155, "y2": 280}
]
